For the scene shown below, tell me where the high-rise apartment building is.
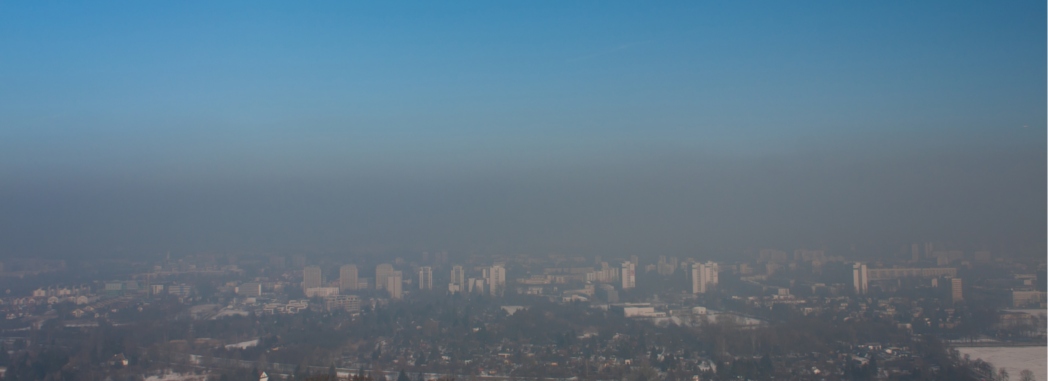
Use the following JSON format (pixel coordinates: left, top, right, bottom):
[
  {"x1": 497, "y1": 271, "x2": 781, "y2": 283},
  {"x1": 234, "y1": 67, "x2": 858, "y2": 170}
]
[
  {"x1": 387, "y1": 271, "x2": 403, "y2": 299},
  {"x1": 375, "y1": 264, "x2": 394, "y2": 291},
  {"x1": 340, "y1": 264, "x2": 358, "y2": 291},
  {"x1": 706, "y1": 262, "x2": 719, "y2": 286},
  {"x1": 691, "y1": 262, "x2": 719, "y2": 294},
  {"x1": 419, "y1": 266, "x2": 433, "y2": 290},
  {"x1": 450, "y1": 265, "x2": 465, "y2": 288},
  {"x1": 292, "y1": 254, "x2": 307, "y2": 268},
  {"x1": 303, "y1": 266, "x2": 322, "y2": 289},
  {"x1": 622, "y1": 261, "x2": 636, "y2": 289},
  {"x1": 488, "y1": 264, "x2": 506, "y2": 296},
  {"x1": 657, "y1": 256, "x2": 676, "y2": 276},
  {"x1": 468, "y1": 278, "x2": 485, "y2": 294},
  {"x1": 852, "y1": 263, "x2": 868, "y2": 295},
  {"x1": 911, "y1": 244, "x2": 920, "y2": 262},
  {"x1": 691, "y1": 264, "x2": 705, "y2": 293},
  {"x1": 951, "y1": 278, "x2": 963, "y2": 303}
]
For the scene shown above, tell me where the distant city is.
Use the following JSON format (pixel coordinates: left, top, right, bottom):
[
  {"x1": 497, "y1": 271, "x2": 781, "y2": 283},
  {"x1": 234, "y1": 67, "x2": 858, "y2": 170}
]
[{"x1": 0, "y1": 244, "x2": 1041, "y2": 380}]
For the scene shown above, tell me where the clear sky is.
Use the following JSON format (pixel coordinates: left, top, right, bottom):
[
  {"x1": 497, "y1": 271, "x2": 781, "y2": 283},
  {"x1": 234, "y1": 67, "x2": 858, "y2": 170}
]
[{"x1": 0, "y1": 2, "x2": 1044, "y2": 257}]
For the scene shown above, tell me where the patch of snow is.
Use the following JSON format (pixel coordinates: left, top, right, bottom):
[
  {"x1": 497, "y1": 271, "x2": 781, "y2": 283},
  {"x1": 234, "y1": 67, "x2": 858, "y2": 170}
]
[
  {"x1": 956, "y1": 346, "x2": 1046, "y2": 381},
  {"x1": 225, "y1": 339, "x2": 260, "y2": 349}
]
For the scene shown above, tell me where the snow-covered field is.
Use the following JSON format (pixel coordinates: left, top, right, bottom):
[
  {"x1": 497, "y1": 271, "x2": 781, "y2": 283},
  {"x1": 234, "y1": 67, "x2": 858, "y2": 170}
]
[{"x1": 956, "y1": 346, "x2": 1046, "y2": 381}]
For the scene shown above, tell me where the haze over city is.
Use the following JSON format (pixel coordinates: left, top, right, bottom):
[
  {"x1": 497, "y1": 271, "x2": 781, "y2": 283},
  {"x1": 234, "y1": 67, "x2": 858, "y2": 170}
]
[
  {"x1": 0, "y1": 2, "x2": 1044, "y2": 381},
  {"x1": 1, "y1": 2, "x2": 1044, "y2": 258}
]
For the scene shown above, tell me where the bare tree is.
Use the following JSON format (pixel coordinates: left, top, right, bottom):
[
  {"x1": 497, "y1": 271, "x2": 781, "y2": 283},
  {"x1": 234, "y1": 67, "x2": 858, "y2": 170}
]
[{"x1": 1018, "y1": 369, "x2": 1035, "y2": 381}]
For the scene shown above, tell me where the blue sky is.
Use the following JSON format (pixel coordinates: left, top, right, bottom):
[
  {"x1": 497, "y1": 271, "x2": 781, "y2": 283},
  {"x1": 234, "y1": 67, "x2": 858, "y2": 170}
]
[
  {"x1": 0, "y1": 2, "x2": 1044, "y2": 255},
  {"x1": 2, "y1": 1, "x2": 1044, "y2": 183}
]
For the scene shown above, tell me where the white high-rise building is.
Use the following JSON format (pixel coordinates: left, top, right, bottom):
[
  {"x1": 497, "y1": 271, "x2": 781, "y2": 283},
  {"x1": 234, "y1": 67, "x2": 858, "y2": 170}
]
[
  {"x1": 488, "y1": 264, "x2": 506, "y2": 296},
  {"x1": 852, "y1": 263, "x2": 868, "y2": 295},
  {"x1": 691, "y1": 263, "x2": 705, "y2": 293},
  {"x1": 622, "y1": 261, "x2": 636, "y2": 289},
  {"x1": 450, "y1": 265, "x2": 465, "y2": 289},
  {"x1": 388, "y1": 270, "x2": 403, "y2": 299},
  {"x1": 303, "y1": 266, "x2": 322, "y2": 289},
  {"x1": 340, "y1": 264, "x2": 358, "y2": 291},
  {"x1": 467, "y1": 278, "x2": 485, "y2": 294},
  {"x1": 418, "y1": 266, "x2": 433, "y2": 290},
  {"x1": 691, "y1": 262, "x2": 719, "y2": 294},
  {"x1": 375, "y1": 264, "x2": 394, "y2": 291}
]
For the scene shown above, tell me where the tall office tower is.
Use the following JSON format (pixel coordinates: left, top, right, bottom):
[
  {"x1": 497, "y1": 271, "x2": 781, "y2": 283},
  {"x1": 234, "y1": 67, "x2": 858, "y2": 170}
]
[
  {"x1": 450, "y1": 265, "x2": 465, "y2": 287},
  {"x1": 488, "y1": 265, "x2": 506, "y2": 296},
  {"x1": 387, "y1": 271, "x2": 403, "y2": 299},
  {"x1": 340, "y1": 264, "x2": 358, "y2": 291},
  {"x1": 911, "y1": 244, "x2": 920, "y2": 262},
  {"x1": 418, "y1": 266, "x2": 433, "y2": 290},
  {"x1": 852, "y1": 263, "x2": 868, "y2": 295},
  {"x1": 630, "y1": 255, "x2": 639, "y2": 267},
  {"x1": 594, "y1": 255, "x2": 602, "y2": 265},
  {"x1": 622, "y1": 261, "x2": 636, "y2": 289},
  {"x1": 924, "y1": 242, "x2": 934, "y2": 258},
  {"x1": 303, "y1": 266, "x2": 323, "y2": 289},
  {"x1": 951, "y1": 278, "x2": 963, "y2": 303},
  {"x1": 292, "y1": 254, "x2": 307, "y2": 268},
  {"x1": 375, "y1": 264, "x2": 394, "y2": 291}
]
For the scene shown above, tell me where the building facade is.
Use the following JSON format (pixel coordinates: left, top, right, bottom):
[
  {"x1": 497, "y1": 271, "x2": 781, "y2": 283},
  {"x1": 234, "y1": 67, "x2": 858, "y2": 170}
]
[
  {"x1": 376, "y1": 264, "x2": 394, "y2": 291},
  {"x1": 419, "y1": 266, "x2": 433, "y2": 290},
  {"x1": 488, "y1": 265, "x2": 506, "y2": 296},
  {"x1": 622, "y1": 261, "x2": 636, "y2": 289},
  {"x1": 303, "y1": 266, "x2": 323, "y2": 290},
  {"x1": 387, "y1": 270, "x2": 403, "y2": 299},
  {"x1": 852, "y1": 263, "x2": 868, "y2": 295},
  {"x1": 450, "y1": 265, "x2": 465, "y2": 289},
  {"x1": 340, "y1": 264, "x2": 358, "y2": 291}
]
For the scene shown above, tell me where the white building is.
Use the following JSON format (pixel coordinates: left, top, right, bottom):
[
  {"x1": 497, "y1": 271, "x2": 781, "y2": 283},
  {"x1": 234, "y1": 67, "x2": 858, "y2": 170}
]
[
  {"x1": 691, "y1": 264, "x2": 705, "y2": 293},
  {"x1": 622, "y1": 261, "x2": 636, "y2": 289},
  {"x1": 387, "y1": 271, "x2": 403, "y2": 299},
  {"x1": 450, "y1": 265, "x2": 465, "y2": 290},
  {"x1": 418, "y1": 266, "x2": 433, "y2": 290},
  {"x1": 468, "y1": 278, "x2": 485, "y2": 294},
  {"x1": 691, "y1": 262, "x2": 719, "y2": 294},
  {"x1": 488, "y1": 264, "x2": 506, "y2": 296},
  {"x1": 852, "y1": 263, "x2": 868, "y2": 295},
  {"x1": 622, "y1": 306, "x2": 665, "y2": 318},
  {"x1": 376, "y1": 264, "x2": 394, "y2": 291},
  {"x1": 340, "y1": 264, "x2": 358, "y2": 291}
]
